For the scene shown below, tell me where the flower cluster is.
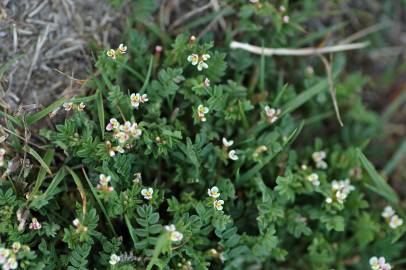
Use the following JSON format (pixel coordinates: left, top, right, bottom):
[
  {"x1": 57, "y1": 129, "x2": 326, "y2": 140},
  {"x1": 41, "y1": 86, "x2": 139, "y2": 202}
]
[
  {"x1": 164, "y1": 224, "x2": 184, "y2": 242},
  {"x1": 312, "y1": 151, "x2": 328, "y2": 169},
  {"x1": 130, "y1": 93, "x2": 148, "y2": 109},
  {"x1": 222, "y1": 137, "x2": 238, "y2": 161},
  {"x1": 141, "y1": 187, "x2": 153, "y2": 200},
  {"x1": 264, "y1": 106, "x2": 281, "y2": 124},
  {"x1": 187, "y1": 53, "x2": 210, "y2": 71},
  {"x1": 29, "y1": 217, "x2": 42, "y2": 230},
  {"x1": 382, "y1": 206, "x2": 403, "y2": 229},
  {"x1": 325, "y1": 179, "x2": 355, "y2": 204},
  {"x1": 97, "y1": 174, "x2": 113, "y2": 192},
  {"x1": 107, "y1": 43, "x2": 127, "y2": 60},
  {"x1": 63, "y1": 102, "x2": 85, "y2": 112},
  {"x1": 369, "y1": 256, "x2": 392, "y2": 270},
  {"x1": 306, "y1": 173, "x2": 320, "y2": 187},
  {"x1": 197, "y1": 104, "x2": 209, "y2": 122},
  {"x1": 0, "y1": 242, "x2": 26, "y2": 270},
  {"x1": 0, "y1": 148, "x2": 6, "y2": 167},
  {"x1": 106, "y1": 118, "x2": 142, "y2": 146},
  {"x1": 208, "y1": 186, "x2": 224, "y2": 211}
]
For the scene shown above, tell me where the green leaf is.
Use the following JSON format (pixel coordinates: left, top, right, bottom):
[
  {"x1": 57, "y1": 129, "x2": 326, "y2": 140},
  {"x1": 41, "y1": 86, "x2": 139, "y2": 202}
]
[
  {"x1": 96, "y1": 90, "x2": 105, "y2": 139},
  {"x1": 357, "y1": 148, "x2": 399, "y2": 204},
  {"x1": 26, "y1": 146, "x2": 53, "y2": 176}
]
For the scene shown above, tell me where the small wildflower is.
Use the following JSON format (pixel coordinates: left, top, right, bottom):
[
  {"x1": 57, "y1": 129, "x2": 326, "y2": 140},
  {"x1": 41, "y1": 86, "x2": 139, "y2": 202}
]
[
  {"x1": 197, "y1": 104, "x2": 209, "y2": 122},
  {"x1": 312, "y1": 151, "x2": 328, "y2": 169},
  {"x1": 213, "y1": 199, "x2": 224, "y2": 211},
  {"x1": 382, "y1": 206, "x2": 395, "y2": 219},
  {"x1": 0, "y1": 248, "x2": 10, "y2": 264},
  {"x1": 11, "y1": 242, "x2": 21, "y2": 253},
  {"x1": 109, "y1": 254, "x2": 121, "y2": 265},
  {"x1": 264, "y1": 106, "x2": 281, "y2": 124},
  {"x1": 165, "y1": 224, "x2": 183, "y2": 242},
  {"x1": 389, "y1": 215, "x2": 403, "y2": 229},
  {"x1": 63, "y1": 102, "x2": 73, "y2": 111},
  {"x1": 307, "y1": 173, "x2": 320, "y2": 186},
  {"x1": 282, "y1": 15, "x2": 290, "y2": 23},
  {"x1": 130, "y1": 93, "x2": 141, "y2": 109},
  {"x1": 328, "y1": 179, "x2": 354, "y2": 204},
  {"x1": 141, "y1": 187, "x2": 153, "y2": 200},
  {"x1": 189, "y1": 35, "x2": 196, "y2": 43},
  {"x1": 118, "y1": 43, "x2": 127, "y2": 54},
  {"x1": 228, "y1": 150, "x2": 238, "y2": 161},
  {"x1": 133, "y1": 172, "x2": 142, "y2": 184},
  {"x1": 155, "y1": 45, "x2": 163, "y2": 53},
  {"x1": 208, "y1": 186, "x2": 220, "y2": 198},
  {"x1": 97, "y1": 174, "x2": 113, "y2": 192},
  {"x1": 106, "y1": 141, "x2": 124, "y2": 157},
  {"x1": 279, "y1": 5, "x2": 286, "y2": 12},
  {"x1": 4, "y1": 256, "x2": 18, "y2": 269},
  {"x1": 107, "y1": 49, "x2": 116, "y2": 60},
  {"x1": 77, "y1": 102, "x2": 85, "y2": 111},
  {"x1": 72, "y1": 218, "x2": 80, "y2": 227},
  {"x1": 222, "y1": 137, "x2": 234, "y2": 148},
  {"x1": 29, "y1": 217, "x2": 41, "y2": 230},
  {"x1": 369, "y1": 256, "x2": 392, "y2": 270},
  {"x1": 325, "y1": 197, "x2": 333, "y2": 204},
  {"x1": 301, "y1": 164, "x2": 308, "y2": 170},
  {"x1": 204, "y1": 77, "x2": 210, "y2": 87},
  {"x1": 129, "y1": 122, "x2": 142, "y2": 138},
  {"x1": 106, "y1": 118, "x2": 120, "y2": 131},
  {"x1": 187, "y1": 54, "x2": 210, "y2": 71}
]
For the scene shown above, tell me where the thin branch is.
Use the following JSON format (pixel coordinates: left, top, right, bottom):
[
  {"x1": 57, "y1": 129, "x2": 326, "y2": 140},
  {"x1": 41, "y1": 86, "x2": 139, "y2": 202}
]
[
  {"x1": 229, "y1": 41, "x2": 369, "y2": 56},
  {"x1": 319, "y1": 55, "x2": 344, "y2": 127},
  {"x1": 170, "y1": 2, "x2": 212, "y2": 30},
  {"x1": 339, "y1": 22, "x2": 388, "y2": 44}
]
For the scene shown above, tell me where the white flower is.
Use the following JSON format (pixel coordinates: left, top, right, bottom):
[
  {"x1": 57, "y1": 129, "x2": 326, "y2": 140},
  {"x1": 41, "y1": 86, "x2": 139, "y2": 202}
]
[
  {"x1": 282, "y1": 15, "x2": 290, "y2": 23},
  {"x1": 279, "y1": 5, "x2": 286, "y2": 12},
  {"x1": 264, "y1": 106, "x2": 281, "y2": 124},
  {"x1": 106, "y1": 141, "x2": 124, "y2": 157},
  {"x1": 204, "y1": 77, "x2": 210, "y2": 87},
  {"x1": 11, "y1": 242, "x2": 21, "y2": 253},
  {"x1": 63, "y1": 102, "x2": 73, "y2": 111},
  {"x1": 107, "y1": 49, "x2": 116, "y2": 60},
  {"x1": 312, "y1": 151, "x2": 326, "y2": 163},
  {"x1": 118, "y1": 43, "x2": 127, "y2": 54},
  {"x1": 228, "y1": 150, "x2": 238, "y2": 161},
  {"x1": 213, "y1": 200, "x2": 224, "y2": 211},
  {"x1": 0, "y1": 248, "x2": 10, "y2": 264},
  {"x1": 197, "y1": 104, "x2": 209, "y2": 122},
  {"x1": 188, "y1": 54, "x2": 210, "y2": 71},
  {"x1": 109, "y1": 254, "x2": 121, "y2": 265},
  {"x1": 140, "y1": 94, "x2": 148, "y2": 103},
  {"x1": 369, "y1": 256, "x2": 392, "y2": 270},
  {"x1": 170, "y1": 231, "x2": 184, "y2": 241},
  {"x1": 328, "y1": 179, "x2": 354, "y2": 204},
  {"x1": 164, "y1": 224, "x2": 176, "y2": 232},
  {"x1": 312, "y1": 151, "x2": 328, "y2": 169},
  {"x1": 130, "y1": 93, "x2": 141, "y2": 109},
  {"x1": 77, "y1": 102, "x2": 86, "y2": 111},
  {"x1": 222, "y1": 137, "x2": 234, "y2": 148},
  {"x1": 133, "y1": 172, "x2": 142, "y2": 184},
  {"x1": 325, "y1": 197, "x2": 333, "y2": 204},
  {"x1": 187, "y1": 54, "x2": 199, "y2": 65},
  {"x1": 382, "y1": 206, "x2": 395, "y2": 219},
  {"x1": 208, "y1": 186, "x2": 220, "y2": 198},
  {"x1": 29, "y1": 217, "x2": 41, "y2": 230},
  {"x1": 97, "y1": 174, "x2": 113, "y2": 192},
  {"x1": 106, "y1": 118, "x2": 119, "y2": 131},
  {"x1": 141, "y1": 188, "x2": 153, "y2": 200},
  {"x1": 4, "y1": 257, "x2": 18, "y2": 270},
  {"x1": 72, "y1": 218, "x2": 80, "y2": 227},
  {"x1": 129, "y1": 122, "x2": 142, "y2": 138},
  {"x1": 0, "y1": 148, "x2": 6, "y2": 156},
  {"x1": 164, "y1": 224, "x2": 183, "y2": 242},
  {"x1": 307, "y1": 173, "x2": 320, "y2": 186},
  {"x1": 389, "y1": 215, "x2": 403, "y2": 229}
]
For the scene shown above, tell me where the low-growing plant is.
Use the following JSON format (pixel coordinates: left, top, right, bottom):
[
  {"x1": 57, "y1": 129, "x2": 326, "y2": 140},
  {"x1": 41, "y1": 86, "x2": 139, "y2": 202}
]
[{"x1": 0, "y1": 1, "x2": 405, "y2": 270}]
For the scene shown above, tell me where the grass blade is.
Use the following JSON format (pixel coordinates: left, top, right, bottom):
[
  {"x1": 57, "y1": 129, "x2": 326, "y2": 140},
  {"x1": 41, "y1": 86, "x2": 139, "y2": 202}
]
[
  {"x1": 64, "y1": 166, "x2": 87, "y2": 215},
  {"x1": 282, "y1": 80, "x2": 327, "y2": 116},
  {"x1": 125, "y1": 215, "x2": 139, "y2": 248},
  {"x1": 0, "y1": 54, "x2": 23, "y2": 79},
  {"x1": 26, "y1": 146, "x2": 53, "y2": 176},
  {"x1": 96, "y1": 90, "x2": 105, "y2": 139},
  {"x1": 30, "y1": 149, "x2": 55, "y2": 197},
  {"x1": 26, "y1": 97, "x2": 67, "y2": 125},
  {"x1": 140, "y1": 56, "x2": 154, "y2": 93},
  {"x1": 357, "y1": 148, "x2": 399, "y2": 204}
]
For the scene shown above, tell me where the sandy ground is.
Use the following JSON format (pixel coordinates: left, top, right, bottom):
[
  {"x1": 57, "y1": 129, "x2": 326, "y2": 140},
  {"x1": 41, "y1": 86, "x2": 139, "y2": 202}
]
[{"x1": 0, "y1": 0, "x2": 124, "y2": 111}]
